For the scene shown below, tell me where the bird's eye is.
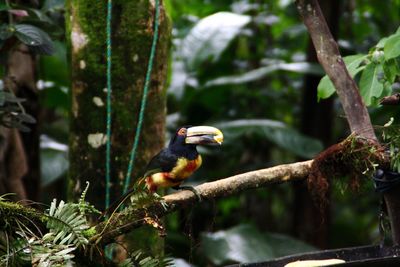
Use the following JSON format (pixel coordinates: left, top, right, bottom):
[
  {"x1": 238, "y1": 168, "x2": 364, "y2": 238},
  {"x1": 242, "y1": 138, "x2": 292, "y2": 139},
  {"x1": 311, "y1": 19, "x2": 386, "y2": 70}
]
[{"x1": 177, "y1": 128, "x2": 187, "y2": 136}]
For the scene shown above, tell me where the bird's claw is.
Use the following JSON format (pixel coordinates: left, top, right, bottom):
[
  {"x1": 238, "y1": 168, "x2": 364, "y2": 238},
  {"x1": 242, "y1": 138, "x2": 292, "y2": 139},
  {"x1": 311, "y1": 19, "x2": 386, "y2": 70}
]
[
  {"x1": 173, "y1": 185, "x2": 202, "y2": 202},
  {"x1": 152, "y1": 192, "x2": 169, "y2": 211}
]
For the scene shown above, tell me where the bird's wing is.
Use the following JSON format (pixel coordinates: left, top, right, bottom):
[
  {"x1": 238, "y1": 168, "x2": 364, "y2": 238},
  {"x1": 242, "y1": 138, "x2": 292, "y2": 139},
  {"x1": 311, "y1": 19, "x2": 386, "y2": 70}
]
[{"x1": 144, "y1": 148, "x2": 178, "y2": 174}]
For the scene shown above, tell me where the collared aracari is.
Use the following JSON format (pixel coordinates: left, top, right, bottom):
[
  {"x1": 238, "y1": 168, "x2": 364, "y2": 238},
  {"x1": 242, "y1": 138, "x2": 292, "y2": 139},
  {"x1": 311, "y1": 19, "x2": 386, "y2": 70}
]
[{"x1": 104, "y1": 126, "x2": 223, "y2": 215}]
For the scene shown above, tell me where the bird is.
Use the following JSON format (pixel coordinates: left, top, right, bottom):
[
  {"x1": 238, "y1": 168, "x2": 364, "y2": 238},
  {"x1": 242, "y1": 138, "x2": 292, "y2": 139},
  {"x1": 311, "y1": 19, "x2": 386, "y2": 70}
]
[{"x1": 104, "y1": 125, "x2": 223, "y2": 215}]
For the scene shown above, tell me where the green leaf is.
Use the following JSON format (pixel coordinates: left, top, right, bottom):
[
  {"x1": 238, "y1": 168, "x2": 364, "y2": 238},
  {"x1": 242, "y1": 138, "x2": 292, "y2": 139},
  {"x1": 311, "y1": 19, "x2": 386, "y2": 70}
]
[
  {"x1": 0, "y1": 4, "x2": 9, "y2": 11},
  {"x1": 0, "y1": 24, "x2": 14, "y2": 40},
  {"x1": 2, "y1": 92, "x2": 25, "y2": 103},
  {"x1": 201, "y1": 224, "x2": 315, "y2": 265},
  {"x1": 182, "y1": 12, "x2": 250, "y2": 71},
  {"x1": 14, "y1": 24, "x2": 45, "y2": 46},
  {"x1": 383, "y1": 58, "x2": 400, "y2": 83},
  {"x1": 317, "y1": 54, "x2": 367, "y2": 100},
  {"x1": 359, "y1": 63, "x2": 384, "y2": 106},
  {"x1": 14, "y1": 24, "x2": 54, "y2": 54},
  {"x1": 384, "y1": 33, "x2": 400, "y2": 60},
  {"x1": 216, "y1": 119, "x2": 323, "y2": 158},
  {"x1": 204, "y1": 62, "x2": 323, "y2": 87},
  {"x1": 376, "y1": 37, "x2": 388, "y2": 49},
  {"x1": 16, "y1": 113, "x2": 36, "y2": 123},
  {"x1": 41, "y1": 148, "x2": 68, "y2": 186}
]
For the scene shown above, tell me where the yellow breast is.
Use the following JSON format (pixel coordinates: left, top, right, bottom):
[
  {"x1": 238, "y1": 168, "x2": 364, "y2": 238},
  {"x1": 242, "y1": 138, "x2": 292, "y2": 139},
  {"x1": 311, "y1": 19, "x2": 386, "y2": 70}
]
[
  {"x1": 146, "y1": 155, "x2": 202, "y2": 190},
  {"x1": 170, "y1": 155, "x2": 202, "y2": 181}
]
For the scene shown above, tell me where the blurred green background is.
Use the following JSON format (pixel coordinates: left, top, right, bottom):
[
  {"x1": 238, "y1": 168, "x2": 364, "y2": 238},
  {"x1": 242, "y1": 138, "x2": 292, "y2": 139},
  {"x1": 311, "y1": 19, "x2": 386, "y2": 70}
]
[{"x1": 30, "y1": 0, "x2": 400, "y2": 265}]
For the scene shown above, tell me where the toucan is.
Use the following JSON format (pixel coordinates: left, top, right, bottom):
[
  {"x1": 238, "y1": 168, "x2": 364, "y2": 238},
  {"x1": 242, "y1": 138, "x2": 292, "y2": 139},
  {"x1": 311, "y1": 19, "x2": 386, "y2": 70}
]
[{"x1": 104, "y1": 125, "x2": 223, "y2": 215}]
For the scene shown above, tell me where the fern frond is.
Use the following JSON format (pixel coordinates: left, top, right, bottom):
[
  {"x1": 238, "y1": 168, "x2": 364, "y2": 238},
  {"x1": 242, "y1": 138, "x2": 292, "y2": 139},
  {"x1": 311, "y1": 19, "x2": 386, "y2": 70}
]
[
  {"x1": 46, "y1": 199, "x2": 89, "y2": 247},
  {"x1": 119, "y1": 249, "x2": 174, "y2": 267},
  {"x1": 31, "y1": 239, "x2": 75, "y2": 267},
  {"x1": 76, "y1": 181, "x2": 101, "y2": 215},
  {"x1": 0, "y1": 193, "x2": 16, "y2": 202}
]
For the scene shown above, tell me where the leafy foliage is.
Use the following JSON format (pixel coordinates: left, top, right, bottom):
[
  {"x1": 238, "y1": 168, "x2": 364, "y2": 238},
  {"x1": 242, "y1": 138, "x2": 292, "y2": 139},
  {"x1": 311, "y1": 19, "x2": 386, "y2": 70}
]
[
  {"x1": 0, "y1": 195, "x2": 78, "y2": 266},
  {"x1": 0, "y1": 188, "x2": 168, "y2": 266},
  {"x1": 318, "y1": 27, "x2": 400, "y2": 106},
  {"x1": 46, "y1": 199, "x2": 89, "y2": 247},
  {"x1": 119, "y1": 250, "x2": 174, "y2": 267},
  {"x1": 181, "y1": 12, "x2": 251, "y2": 72},
  {"x1": 382, "y1": 120, "x2": 400, "y2": 173},
  {"x1": 0, "y1": 81, "x2": 36, "y2": 132},
  {"x1": 216, "y1": 119, "x2": 323, "y2": 158},
  {"x1": 14, "y1": 24, "x2": 54, "y2": 55},
  {"x1": 201, "y1": 224, "x2": 315, "y2": 265}
]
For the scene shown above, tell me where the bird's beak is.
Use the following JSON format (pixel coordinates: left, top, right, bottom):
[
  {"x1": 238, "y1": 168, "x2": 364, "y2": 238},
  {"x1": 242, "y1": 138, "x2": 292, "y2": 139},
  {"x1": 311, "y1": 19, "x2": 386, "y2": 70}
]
[{"x1": 185, "y1": 126, "x2": 224, "y2": 145}]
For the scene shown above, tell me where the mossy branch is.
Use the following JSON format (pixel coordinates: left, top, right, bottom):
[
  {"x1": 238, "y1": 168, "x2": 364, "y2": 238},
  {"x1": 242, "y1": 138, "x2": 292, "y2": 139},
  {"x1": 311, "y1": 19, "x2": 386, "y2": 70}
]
[
  {"x1": 92, "y1": 160, "x2": 313, "y2": 245},
  {"x1": 0, "y1": 201, "x2": 47, "y2": 230}
]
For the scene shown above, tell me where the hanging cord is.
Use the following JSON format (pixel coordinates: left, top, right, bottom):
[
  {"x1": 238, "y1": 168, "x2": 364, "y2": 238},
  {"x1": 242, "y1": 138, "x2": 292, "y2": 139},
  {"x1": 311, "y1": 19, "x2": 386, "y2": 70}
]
[
  {"x1": 123, "y1": 0, "x2": 160, "y2": 194},
  {"x1": 105, "y1": 0, "x2": 113, "y2": 260},
  {"x1": 372, "y1": 168, "x2": 399, "y2": 247},
  {"x1": 105, "y1": 0, "x2": 113, "y2": 210},
  {"x1": 372, "y1": 168, "x2": 400, "y2": 193}
]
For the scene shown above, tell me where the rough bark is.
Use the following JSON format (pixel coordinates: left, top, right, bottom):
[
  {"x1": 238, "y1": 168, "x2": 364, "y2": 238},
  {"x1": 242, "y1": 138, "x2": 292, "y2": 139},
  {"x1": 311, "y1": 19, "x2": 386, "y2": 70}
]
[
  {"x1": 66, "y1": 0, "x2": 169, "y2": 210},
  {"x1": 295, "y1": 0, "x2": 375, "y2": 141},
  {"x1": 94, "y1": 160, "x2": 313, "y2": 245},
  {"x1": 66, "y1": 0, "x2": 170, "y2": 258},
  {"x1": 295, "y1": 0, "x2": 400, "y2": 245}
]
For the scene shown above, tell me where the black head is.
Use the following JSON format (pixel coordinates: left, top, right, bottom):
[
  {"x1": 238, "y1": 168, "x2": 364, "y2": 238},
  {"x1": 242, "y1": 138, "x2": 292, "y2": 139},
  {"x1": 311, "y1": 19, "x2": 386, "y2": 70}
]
[
  {"x1": 168, "y1": 127, "x2": 197, "y2": 159},
  {"x1": 168, "y1": 125, "x2": 224, "y2": 158}
]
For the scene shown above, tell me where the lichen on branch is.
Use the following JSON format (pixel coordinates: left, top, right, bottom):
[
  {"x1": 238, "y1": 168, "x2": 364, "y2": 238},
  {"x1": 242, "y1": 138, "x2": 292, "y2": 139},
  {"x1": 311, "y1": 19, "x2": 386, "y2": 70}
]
[{"x1": 308, "y1": 135, "x2": 388, "y2": 206}]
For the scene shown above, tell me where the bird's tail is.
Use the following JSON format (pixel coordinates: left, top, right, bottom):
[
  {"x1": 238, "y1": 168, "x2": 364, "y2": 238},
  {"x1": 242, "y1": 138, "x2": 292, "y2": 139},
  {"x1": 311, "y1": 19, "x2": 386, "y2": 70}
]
[
  {"x1": 99, "y1": 177, "x2": 147, "y2": 220},
  {"x1": 99, "y1": 188, "x2": 133, "y2": 220}
]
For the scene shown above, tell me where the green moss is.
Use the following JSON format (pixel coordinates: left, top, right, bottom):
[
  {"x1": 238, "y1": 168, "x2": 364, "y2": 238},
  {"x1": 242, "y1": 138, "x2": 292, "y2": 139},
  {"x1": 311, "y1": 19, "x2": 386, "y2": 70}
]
[
  {"x1": 67, "y1": 0, "x2": 170, "y2": 254},
  {"x1": 0, "y1": 201, "x2": 48, "y2": 226},
  {"x1": 83, "y1": 226, "x2": 97, "y2": 238}
]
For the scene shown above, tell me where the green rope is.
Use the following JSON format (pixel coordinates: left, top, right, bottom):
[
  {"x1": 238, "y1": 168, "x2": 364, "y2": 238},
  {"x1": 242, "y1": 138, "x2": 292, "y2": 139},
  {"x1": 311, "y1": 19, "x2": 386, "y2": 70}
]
[
  {"x1": 105, "y1": 0, "x2": 112, "y2": 209},
  {"x1": 123, "y1": 0, "x2": 160, "y2": 194}
]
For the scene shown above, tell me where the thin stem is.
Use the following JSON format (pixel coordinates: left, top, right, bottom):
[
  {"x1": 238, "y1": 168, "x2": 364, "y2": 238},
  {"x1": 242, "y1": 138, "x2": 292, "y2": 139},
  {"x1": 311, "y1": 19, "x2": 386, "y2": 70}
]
[{"x1": 5, "y1": 0, "x2": 13, "y2": 24}]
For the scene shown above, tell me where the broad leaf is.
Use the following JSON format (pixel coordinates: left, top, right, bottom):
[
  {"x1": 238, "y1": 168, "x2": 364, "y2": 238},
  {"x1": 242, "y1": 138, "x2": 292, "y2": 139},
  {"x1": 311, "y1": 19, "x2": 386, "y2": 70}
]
[
  {"x1": 317, "y1": 54, "x2": 367, "y2": 100},
  {"x1": 16, "y1": 113, "x2": 36, "y2": 123},
  {"x1": 383, "y1": 58, "x2": 400, "y2": 83},
  {"x1": 41, "y1": 150, "x2": 68, "y2": 186},
  {"x1": 181, "y1": 12, "x2": 250, "y2": 71},
  {"x1": 359, "y1": 63, "x2": 384, "y2": 106},
  {"x1": 384, "y1": 33, "x2": 400, "y2": 60},
  {"x1": 205, "y1": 62, "x2": 323, "y2": 87},
  {"x1": 14, "y1": 24, "x2": 45, "y2": 46},
  {"x1": 376, "y1": 37, "x2": 388, "y2": 49},
  {"x1": 41, "y1": 136, "x2": 68, "y2": 186},
  {"x1": 201, "y1": 224, "x2": 315, "y2": 265},
  {"x1": 216, "y1": 119, "x2": 323, "y2": 158},
  {"x1": 14, "y1": 24, "x2": 54, "y2": 54}
]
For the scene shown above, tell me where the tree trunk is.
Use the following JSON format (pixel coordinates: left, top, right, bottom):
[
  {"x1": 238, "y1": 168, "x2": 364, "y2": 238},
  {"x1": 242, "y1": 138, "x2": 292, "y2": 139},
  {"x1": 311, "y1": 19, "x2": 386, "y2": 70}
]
[
  {"x1": 2, "y1": 0, "x2": 40, "y2": 203},
  {"x1": 66, "y1": 0, "x2": 170, "y2": 257}
]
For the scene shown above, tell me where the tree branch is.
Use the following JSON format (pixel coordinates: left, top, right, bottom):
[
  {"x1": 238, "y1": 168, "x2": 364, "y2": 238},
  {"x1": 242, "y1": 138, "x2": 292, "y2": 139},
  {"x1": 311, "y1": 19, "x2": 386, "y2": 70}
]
[
  {"x1": 295, "y1": 0, "x2": 400, "y2": 245},
  {"x1": 295, "y1": 0, "x2": 376, "y2": 141},
  {"x1": 93, "y1": 160, "x2": 313, "y2": 245}
]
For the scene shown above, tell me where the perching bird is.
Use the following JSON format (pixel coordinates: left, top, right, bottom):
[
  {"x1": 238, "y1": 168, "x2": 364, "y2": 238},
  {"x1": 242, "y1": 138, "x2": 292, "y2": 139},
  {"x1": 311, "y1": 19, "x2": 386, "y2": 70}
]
[{"x1": 104, "y1": 125, "x2": 223, "y2": 215}]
